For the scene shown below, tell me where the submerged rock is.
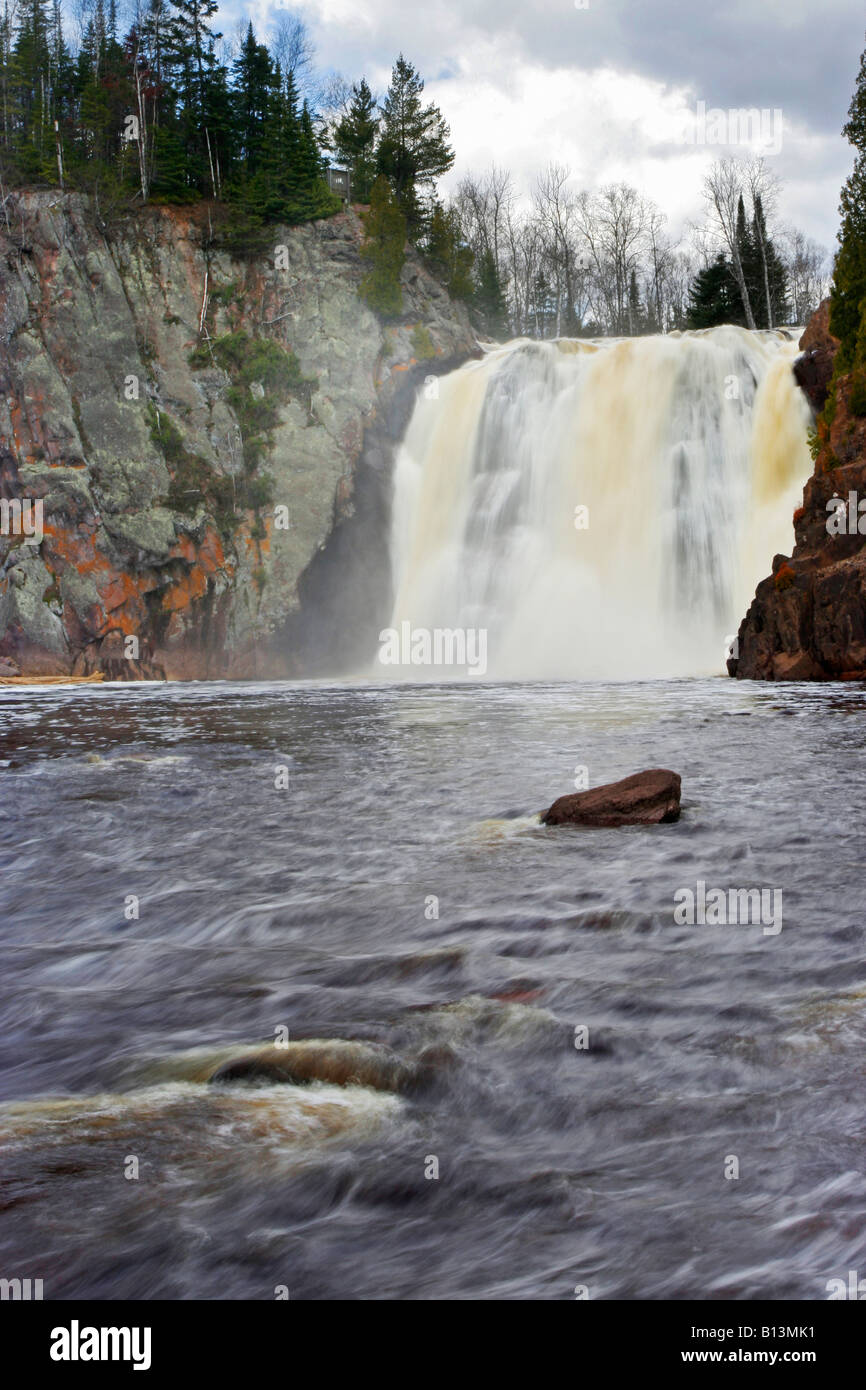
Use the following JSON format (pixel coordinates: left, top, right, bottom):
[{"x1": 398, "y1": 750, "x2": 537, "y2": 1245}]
[
  {"x1": 208, "y1": 1038, "x2": 452, "y2": 1096},
  {"x1": 542, "y1": 768, "x2": 681, "y2": 827}
]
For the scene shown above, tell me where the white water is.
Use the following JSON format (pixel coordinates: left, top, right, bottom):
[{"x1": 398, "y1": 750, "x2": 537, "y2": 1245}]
[{"x1": 385, "y1": 326, "x2": 813, "y2": 679}]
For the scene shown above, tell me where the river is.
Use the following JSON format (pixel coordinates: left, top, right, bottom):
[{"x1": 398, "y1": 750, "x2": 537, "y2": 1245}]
[{"x1": 1, "y1": 675, "x2": 864, "y2": 1299}]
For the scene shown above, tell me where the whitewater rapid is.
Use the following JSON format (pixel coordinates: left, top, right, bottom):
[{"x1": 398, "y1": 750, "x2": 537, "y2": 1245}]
[{"x1": 385, "y1": 326, "x2": 813, "y2": 679}]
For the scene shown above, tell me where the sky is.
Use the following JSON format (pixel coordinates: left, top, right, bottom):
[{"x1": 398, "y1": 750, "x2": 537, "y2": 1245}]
[{"x1": 224, "y1": 0, "x2": 866, "y2": 253}]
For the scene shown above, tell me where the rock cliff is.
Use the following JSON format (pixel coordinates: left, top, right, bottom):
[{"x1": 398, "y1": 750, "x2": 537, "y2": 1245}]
[
  {"x1": 728, "y1": 300, "x2": 866, "y2": 680},
  {"x1": 0, "y1": 192, "x2": 476, "y2": 678}
]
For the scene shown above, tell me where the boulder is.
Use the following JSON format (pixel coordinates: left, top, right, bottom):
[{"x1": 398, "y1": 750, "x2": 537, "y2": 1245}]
[
  {"x1": 792, "y1": 299, "x2": 839, "y2": 412},
  {"x1": 542, "y1": 768, "x2": 681, "y2": 827}
]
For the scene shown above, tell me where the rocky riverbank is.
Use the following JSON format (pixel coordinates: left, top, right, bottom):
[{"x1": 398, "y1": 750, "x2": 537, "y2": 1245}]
[
  {"x1": 729, "y1": 300, "x2": 866, "y2": 680},
  {"x1": 0, "y1": 193, "x2": 476, "y2": 679}
]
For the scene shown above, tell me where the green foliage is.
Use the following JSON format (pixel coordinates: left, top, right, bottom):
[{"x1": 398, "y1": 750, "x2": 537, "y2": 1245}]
[
  {"x1": 687, "y1": 254, "x2": 739, "y2": 328},
  {"x1": 687, "y1": 203, "x2": 788, "y2": 330},
  {"x1": 473, "y1": 246, "x2": 509, "y2": 339},
  {"x1": 359, "y1": 175, "x2": 406, "y2": 317},
  {"x1": 147, "y1": 399, "x2": 274, "y2": 536},
  {"x1": 0, "y1": 8, "x2": 461, "y2": 263},
  {"x1": 410, "y1": 322, "x2": 436, "y2": 360},
  {"x1": 189, "y1": 330, "x2": 312, "y2": 469},
  {"x1": 376, "y1": 54, "x2": 454, "y2": 238},
  {"x1": 850, "y1": 366, "x2": 866, "y2": 415},
  {"x1": 426, "y1": 201, "x2": 474, "y2": 299},
  {"x1": 332, "y1": 78, "x2": 379, "y2": 202},
  {"x1": 830, "y1": 38, "x2": 866, "y2": 369},
  {"x1": 148, "y1": 401, "x2": 222, "y2": 516},
  {"x1": 209, "y1": 280, "x2": 238, "y2": 306},
  {"x1": 0, "y1": 6, "x2": 342, "y2": 237}
]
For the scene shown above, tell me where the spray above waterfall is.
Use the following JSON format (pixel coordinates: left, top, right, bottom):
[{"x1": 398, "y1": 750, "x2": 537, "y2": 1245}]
[{"x1": 382, "y1": 326, "x2": 813, "y2": 680}]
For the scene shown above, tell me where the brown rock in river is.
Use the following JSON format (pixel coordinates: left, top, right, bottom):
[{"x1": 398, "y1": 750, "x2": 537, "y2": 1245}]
[{"x1": 542, "y1": 769, "x2": 681, "y2": 827}]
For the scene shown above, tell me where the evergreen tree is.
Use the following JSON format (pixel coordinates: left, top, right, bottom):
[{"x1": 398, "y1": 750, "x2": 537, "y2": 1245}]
[
  {"x1": 474, "y1": 246, "x2": 508, "y2": 338},
  {"x1": 294, "y1": 100, "x2": 339, "y2": 220},
  {"x1": 230, "y1": 23, "x2": 273, "y2": 178},
  {"x1": 11, "y1": 0, "x2": 53, "y2": 179},
  {"x1": 830, "y1": 32, "x2": 866, "y2": 369},
  {"x1": 687, "y1": 254, "x2": 739, "y2": 328},
  {"x1": 628, "y1": 268, "x2": 643, "y2": 333},
  {"x1": 0, "y1": 3, "x2": 391, "y2": 240},
  {"x1": 426, "y1": 200, "x2": 473, "y2": 299},
  {"x1": 751, "y1": 196, "x2": 788, "y2": 327},
  {"x1": 166, "y1": 0, "x2": 223, "y2": 196},
  {"x1": 376, "y1": 54, "x2": 453, "y2": 237},
  {"x1": 332, "y1": 78, "x2": 377, "y2": 201},
  {"x1": 359, "y1": 173, "x2": 406, "y2": 316}
]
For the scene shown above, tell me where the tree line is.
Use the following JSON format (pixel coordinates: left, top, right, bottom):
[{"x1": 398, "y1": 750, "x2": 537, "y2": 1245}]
[
  {"x1": 0, "y1": 0, "x2": 457, "y2": 251},
  {"x1": 442, "y1": 156, "x2": 829, "y2": 340}
]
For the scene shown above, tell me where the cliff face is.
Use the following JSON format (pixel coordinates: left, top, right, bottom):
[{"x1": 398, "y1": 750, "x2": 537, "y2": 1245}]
[
  {"x1": 728, "y1": 300, "x2": 866, "y2": 680},
  {"x1": 0, "y1": 192, "x2": 476, "y2": 678}
]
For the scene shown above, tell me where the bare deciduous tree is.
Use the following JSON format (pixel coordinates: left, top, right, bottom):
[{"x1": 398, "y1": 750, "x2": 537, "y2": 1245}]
[{"x1": 702, "y1": 158, "x2": 756, "y2": 329}]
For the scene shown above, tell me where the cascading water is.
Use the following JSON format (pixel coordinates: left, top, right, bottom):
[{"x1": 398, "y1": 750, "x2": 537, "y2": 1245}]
[{"x1": 385, "y1": 326, "x2": 813, "y2": 679}]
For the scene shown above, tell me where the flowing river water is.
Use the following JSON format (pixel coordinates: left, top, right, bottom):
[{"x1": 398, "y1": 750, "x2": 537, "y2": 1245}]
[{"x1": 2, "y1": 676, "x2": 866, "y2": 1300}]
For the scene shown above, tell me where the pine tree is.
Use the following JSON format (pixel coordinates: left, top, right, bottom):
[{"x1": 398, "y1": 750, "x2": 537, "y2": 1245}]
[
  {"x1": 426, "y1": 200, "x2": 473, "y2": 299},
  {"x1": 474, "y1": 246, "x2": 508, "y2": 339},
  {"x1": 359, "y1": 173, "x2": 406, "y2": 316},
  {"x1": 166, "y1": 0, "x2": 223, "y2": 196},
  {"x1": 293, "y1": 100, "x2": 339, "y2": 220},
  {"x1": 376, "y1": 54, "x2": 453, "y2": 238},
  {"x1": 332, "y1": 78, "x2": 378, "y2": 202},
  {"x1": 231, "y1": 23, "x2": 272, "y2": 178},
  {"x1": 11, "y1": 0, "x2": 53, "y2": 179},
  {"x1": 687, "y1": 254, "x2": 739, "y2": 328},
  {"x1": 751, "y1": 197, "x2": 788, "y2": 327},
  {"x1": 830, "y1": 33, "x2": 866, "y2": 369}
]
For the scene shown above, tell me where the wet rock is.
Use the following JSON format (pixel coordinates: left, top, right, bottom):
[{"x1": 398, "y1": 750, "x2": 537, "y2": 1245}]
[
  {"x1": 208, "y1": 1040, "x2": 415, "y2": 1095},
  {"x1": 792, "y1": 298, "x2": 838, "y2": 411},
  {"x1": 732, "y1": 301, "x2": 866, "y2": 681},
  {"x1": 542, "y1": 768, "x2": 681, "y2": 827},
  {"x1": 209, "y1": 1036, "x2": 459, "y2": 1098}
]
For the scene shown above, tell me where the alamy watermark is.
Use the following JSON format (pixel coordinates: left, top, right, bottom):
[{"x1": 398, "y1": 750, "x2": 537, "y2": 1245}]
[
  {"x1": 826, "y1": 1270, "x2": 866, "y2": 1299},
  {"x1": 826, "y1": 492, "x2": 866, "y2": 535},
  {"x1": 378, "y1": 621, "x2": 488, "y2": 676},
  {"x1": 679, "y1": 101, "x2": 783, "y2": 155},
  {"x1": 673, "y1": 880, "x2": 783, "y2": 936},
  {"x1": 50, "y1": 1321, "x2": 151, "y2": 1370},
  {"x1": 0, "y1": 498, "x2": 43, "y2": 545},
  {"x1": 0, "y1": 1276, "x2": 43, "y2": 1299}
]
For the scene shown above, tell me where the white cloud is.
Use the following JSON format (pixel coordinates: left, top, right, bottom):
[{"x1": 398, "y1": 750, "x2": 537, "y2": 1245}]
[{"x1": 222, "y1": 0, "x2": 861, "y2": 249}]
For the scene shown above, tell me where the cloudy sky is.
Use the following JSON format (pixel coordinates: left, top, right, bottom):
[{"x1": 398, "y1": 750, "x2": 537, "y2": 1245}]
[{"x1": 227, "y1": 0, "x2": 865, "y2": 252}]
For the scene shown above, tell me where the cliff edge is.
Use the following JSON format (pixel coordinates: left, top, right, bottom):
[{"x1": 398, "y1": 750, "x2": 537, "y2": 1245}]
[
  {"x1": 0, "y1": 193, "x2": 476, "y2": 679},
  {"x1": 728, "y1": 300, "x2": 866, "y2": 680}
]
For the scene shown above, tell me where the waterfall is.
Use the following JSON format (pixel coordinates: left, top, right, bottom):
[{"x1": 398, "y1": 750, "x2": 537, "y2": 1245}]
[{"x1": 382, "y1": 326, "x2": 813, "y2": 680}]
